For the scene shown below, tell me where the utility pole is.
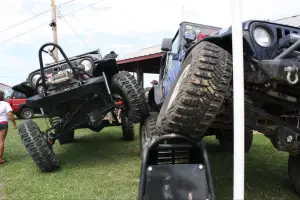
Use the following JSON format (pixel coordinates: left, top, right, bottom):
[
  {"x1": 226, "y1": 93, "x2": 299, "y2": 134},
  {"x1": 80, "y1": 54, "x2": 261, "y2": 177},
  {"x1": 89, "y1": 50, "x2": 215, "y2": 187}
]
[{"x1": 50, "y1": 0, "x2": 59, "y2": 62}]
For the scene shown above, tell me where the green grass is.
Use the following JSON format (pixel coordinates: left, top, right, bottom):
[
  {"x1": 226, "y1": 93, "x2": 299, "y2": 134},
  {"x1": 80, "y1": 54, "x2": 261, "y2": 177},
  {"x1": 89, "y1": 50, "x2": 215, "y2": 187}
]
[{"x1": 0, "y1": 118, "x2": 299, "y2": 199}]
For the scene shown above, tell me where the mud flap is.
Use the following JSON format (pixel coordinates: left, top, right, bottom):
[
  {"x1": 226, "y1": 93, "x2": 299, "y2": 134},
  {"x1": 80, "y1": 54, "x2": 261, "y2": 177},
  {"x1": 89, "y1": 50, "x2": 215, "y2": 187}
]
[{"x1": 138, "y1": 134, "x2": 215, "y2": 200}]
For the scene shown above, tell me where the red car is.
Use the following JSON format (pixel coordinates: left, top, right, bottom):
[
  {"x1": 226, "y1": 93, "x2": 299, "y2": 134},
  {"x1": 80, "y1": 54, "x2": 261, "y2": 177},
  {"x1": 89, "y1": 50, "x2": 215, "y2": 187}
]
[{"x1": 6, "y1": 90, "x2": 40, "y2": 119}]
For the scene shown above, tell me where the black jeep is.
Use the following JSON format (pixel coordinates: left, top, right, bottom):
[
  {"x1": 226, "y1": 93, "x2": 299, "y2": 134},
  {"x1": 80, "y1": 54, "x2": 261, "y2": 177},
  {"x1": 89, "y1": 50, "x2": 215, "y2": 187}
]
[
  {"x1": 141, "y1": 20, "x2": 300, "y2": 194},
  {"x1": 13, "y1": 43, "x2": 149, "y2": 172}
]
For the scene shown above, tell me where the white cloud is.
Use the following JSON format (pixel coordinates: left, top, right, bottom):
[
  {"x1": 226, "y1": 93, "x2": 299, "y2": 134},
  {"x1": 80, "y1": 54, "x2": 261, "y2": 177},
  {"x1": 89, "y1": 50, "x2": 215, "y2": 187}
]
[{"x1": 1, "y1": 0, "x2": 300, "y2": 47}]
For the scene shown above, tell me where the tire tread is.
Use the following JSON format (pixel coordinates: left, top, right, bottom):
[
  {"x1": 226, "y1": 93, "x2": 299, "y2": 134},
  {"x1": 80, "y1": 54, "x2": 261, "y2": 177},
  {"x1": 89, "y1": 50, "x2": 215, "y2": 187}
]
[{"x1": 156, "y1": 41, "x2": 233, "y2": 138}]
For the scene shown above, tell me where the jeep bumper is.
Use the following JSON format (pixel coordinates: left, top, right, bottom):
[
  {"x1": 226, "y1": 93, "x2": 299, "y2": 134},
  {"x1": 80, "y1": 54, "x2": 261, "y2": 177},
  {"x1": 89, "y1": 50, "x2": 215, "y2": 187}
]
[
  {"x1": 258, "y1": 59, "x2": 300, "y2": 85},
  {"x1": 27, "y1": 76, "x2": 109, "y2": 107}
]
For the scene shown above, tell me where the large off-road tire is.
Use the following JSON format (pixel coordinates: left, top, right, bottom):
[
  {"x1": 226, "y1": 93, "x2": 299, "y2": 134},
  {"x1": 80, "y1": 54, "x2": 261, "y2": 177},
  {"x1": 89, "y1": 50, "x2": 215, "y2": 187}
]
[
  {"x1": 18, "y1": 120, "x2": 59, "y2": 172},
  {"x1": 58, "y1": 130, "x2": 75, "y2": 145},
  {"x1": 288, "y1": 154, "x2": 300, "y2": 194},
  {"x1": 15, "y1": 113, "x2": 21, "y2": 119},
  {"x1": 139, "y1": 112, "x2": 159, "y2": 153},
  {"x1": 111, "y1": 71, "x2": 149, "y2": 124},
  {"x1": 216, "y1": 127, "x2": 253, "y2": 153},
  {"x1": 20, "y1": 107, "x2": 34, "y2": 119},
  {"x1": 147, "y1": 88, "x2": 160, "y2": 112},
  {"x1": 156, "y1": 41, "x2": 233, "y2": 138},
  {"x1": 120, "y1": 112, "x2": 135, "y2": 141}
]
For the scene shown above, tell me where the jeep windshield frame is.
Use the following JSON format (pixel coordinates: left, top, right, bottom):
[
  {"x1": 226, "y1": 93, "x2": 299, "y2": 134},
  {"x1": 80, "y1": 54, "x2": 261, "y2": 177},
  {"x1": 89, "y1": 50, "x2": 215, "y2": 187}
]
[
  {"x1": 179, "y1": 22, "x2": 221, "y2": 52},
  {"x1": 44, "y1": 49, "x2": 102, "y2": 68},
  {"x1": 181, "y1": 21, "x2": 221, "y2": 36}
]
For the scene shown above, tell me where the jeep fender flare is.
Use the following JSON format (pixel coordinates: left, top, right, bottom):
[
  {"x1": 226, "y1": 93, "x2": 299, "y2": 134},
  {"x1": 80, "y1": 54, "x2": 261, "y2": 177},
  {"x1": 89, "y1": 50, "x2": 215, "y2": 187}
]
[
  {"x1": 147, "y1": 87, "x2": 160, "y2": 111},
  {"x1": 18, "y1": 104, "x2": 37, "y2": 115},
  {"x1": 18, "y1": 104, "x2": 27, "y2": 113},
  {"x1": 182, "y1": 31, "x2": 255, "y2": 63},
  {"x1": 93, "y1": 58, "x2": 119, "y2": 78}
]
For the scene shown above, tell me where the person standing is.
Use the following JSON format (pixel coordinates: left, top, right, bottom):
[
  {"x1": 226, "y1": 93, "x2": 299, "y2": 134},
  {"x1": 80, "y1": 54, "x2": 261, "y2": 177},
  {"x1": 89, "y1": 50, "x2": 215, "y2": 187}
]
[
  {"x1": 150, "y1": 80, "x2": 158, "y2": 87},
  {"x1": 0, "y1": 90, "x2": 17, "y2": 164}
]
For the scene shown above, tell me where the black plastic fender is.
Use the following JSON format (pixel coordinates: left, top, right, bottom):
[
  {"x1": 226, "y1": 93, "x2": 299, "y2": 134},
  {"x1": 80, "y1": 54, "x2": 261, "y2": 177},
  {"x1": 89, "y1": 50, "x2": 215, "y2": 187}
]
[
  {"x1": 92, "y1": 58, "x2": 119, "y2": 78},
  {"x1": 18, "y1": 104, "x2": 27, "y2": 113},
  {"x1": 12, "y1": 82, "x2": 36, "y2": 98},
  {"x1": 182, "y1": 29, "x2": 255, "y2": 64}
]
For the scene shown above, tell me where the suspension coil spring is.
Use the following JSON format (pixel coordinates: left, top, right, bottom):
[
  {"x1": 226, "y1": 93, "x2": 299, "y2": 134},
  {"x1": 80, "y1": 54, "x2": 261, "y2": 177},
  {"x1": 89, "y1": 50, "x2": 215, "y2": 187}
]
[{"x1": 49, "y1": 117, "x2": 61, "y2": 127}]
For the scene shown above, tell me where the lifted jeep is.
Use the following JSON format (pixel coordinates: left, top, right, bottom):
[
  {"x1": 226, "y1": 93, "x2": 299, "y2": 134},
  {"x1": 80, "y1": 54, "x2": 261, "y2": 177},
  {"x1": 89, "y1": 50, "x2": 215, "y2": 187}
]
[
  {"x1": 142, "y1": 20, "x2": 300, "y2": 195},
  {"x1": 13, "y1": 43, "x2": 149, "y2": 172}
]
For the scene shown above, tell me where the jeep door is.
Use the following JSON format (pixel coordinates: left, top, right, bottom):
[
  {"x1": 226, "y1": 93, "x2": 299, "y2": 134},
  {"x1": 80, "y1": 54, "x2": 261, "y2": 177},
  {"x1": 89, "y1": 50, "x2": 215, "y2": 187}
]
[{"x1": 155, "y1": 30, "x2": 182, "y2": 105}]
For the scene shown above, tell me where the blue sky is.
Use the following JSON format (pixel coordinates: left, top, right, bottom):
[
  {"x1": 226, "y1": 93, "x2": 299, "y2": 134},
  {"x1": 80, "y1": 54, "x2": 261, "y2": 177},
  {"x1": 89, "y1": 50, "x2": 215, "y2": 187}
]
[{"x1": 1, "y1": 0, "x2": 300, "y2": 87}]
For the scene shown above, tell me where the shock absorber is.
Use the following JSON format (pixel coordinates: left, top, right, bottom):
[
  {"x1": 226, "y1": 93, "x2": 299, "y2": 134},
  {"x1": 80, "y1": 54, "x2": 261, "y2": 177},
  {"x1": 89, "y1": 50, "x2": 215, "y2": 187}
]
[
  {"x1": 49, "y1": 117, "x2": 61, "y2": 127},
  {"x1": 45, "y1": 116, "x2": 62, "y2": 145}
]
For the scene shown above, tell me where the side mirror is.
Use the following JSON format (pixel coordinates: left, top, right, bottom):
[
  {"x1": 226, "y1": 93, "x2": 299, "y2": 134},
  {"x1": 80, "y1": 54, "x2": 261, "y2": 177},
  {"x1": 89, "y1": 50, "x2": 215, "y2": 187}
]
[{"x1": 161, "y1": 38, "x2": 172, "y2": 52}]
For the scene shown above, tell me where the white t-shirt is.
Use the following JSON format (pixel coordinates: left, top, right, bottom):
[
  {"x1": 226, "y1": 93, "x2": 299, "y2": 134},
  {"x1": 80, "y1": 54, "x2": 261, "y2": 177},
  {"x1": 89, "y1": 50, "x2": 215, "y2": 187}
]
[{"x1": 0, "y1": 101, "x2": 13, "y2": 122}]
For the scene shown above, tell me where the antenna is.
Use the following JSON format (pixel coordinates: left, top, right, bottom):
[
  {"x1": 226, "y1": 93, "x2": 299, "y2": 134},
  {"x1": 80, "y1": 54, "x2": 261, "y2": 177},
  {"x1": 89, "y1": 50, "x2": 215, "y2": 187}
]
[{"x1": 182, "y1": 6, "x2": 184, "y2": 21}]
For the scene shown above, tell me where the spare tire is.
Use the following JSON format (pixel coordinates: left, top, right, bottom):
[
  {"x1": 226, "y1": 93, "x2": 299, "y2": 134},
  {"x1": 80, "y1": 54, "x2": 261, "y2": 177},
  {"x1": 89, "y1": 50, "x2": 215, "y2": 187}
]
[
  {"x1": 111, "y1": 71, "x2": 149, "y2": 124},
  {"x1": 156, "y1": 41, "x2": 233, "y2": 138}
]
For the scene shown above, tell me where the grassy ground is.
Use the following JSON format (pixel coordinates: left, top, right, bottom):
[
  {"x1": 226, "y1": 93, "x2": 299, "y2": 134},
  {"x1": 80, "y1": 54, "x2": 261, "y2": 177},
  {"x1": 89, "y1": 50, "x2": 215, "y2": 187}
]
[{"x1": 0, "y1": 117, "x2": 299, "y2": 200}]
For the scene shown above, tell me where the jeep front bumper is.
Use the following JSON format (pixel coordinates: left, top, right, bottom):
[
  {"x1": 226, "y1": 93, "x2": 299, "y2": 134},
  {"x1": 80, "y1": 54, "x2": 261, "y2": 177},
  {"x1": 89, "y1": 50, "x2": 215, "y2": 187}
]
[
  {"x1": 256, "y1": 35, "x2": 300, "y2": 85},
  {"x1": 27, "y1": 76, "x2": 109, "y2": 107},
  {"x1": 257, "y1": 59, "x2": 300, "y2": 85}
]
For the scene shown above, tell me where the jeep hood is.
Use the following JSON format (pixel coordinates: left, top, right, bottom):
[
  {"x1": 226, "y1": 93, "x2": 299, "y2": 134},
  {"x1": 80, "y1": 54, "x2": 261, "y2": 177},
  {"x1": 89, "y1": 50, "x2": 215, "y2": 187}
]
[{"x1": 12, "y1": 82, "x2": 36, "y2": 98}]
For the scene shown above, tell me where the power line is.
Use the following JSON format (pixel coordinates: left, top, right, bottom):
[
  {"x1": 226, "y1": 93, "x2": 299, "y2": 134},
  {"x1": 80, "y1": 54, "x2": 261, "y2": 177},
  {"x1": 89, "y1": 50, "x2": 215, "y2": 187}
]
[
  {"x1": 62, "y1": 0, "x2": 104, "y2": 17},
  {"x1": 59, "y1": 0, "x2": 77, "y2": 7},
  {"x1": 0, "y1": 9, "x2": 50, "y2": 33},
  {"x1": 0, "y1": 0, "x2": 78, "y2": 33},
  {"x1": 0, "y1": 23, "x2": 48, "y2": 45},
  {"x1": 58, "y1": 10, "x2": 91, "y2": 50},
  {"x1": 0, "y1": 0, "x2": 104, "y2": 46}
]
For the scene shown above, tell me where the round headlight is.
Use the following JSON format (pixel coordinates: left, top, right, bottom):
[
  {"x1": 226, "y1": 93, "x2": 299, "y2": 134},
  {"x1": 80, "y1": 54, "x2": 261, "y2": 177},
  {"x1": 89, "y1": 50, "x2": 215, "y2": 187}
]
[
  {"x1": 32, "y1": 74, "x2": 41, "y2": 85},
  {"x1": 80, "y1": 60, "x2": 92, "y2": 72},
  {"x1": 253, "y1": 27, "x2": 272, "y2": 47}
]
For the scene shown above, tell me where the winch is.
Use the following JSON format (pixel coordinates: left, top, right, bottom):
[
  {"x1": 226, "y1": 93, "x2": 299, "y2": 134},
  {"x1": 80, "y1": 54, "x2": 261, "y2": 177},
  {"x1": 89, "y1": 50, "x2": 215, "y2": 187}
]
[{"x1": 46, "y1": 69, "x2": 73, "y2": 85}]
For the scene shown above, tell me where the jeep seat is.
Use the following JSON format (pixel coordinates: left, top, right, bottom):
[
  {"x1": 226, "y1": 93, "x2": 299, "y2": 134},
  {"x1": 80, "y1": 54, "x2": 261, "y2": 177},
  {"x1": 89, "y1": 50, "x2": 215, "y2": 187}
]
[{"x1": 138, "y1": 134, "x2": 216, "y2": 200}]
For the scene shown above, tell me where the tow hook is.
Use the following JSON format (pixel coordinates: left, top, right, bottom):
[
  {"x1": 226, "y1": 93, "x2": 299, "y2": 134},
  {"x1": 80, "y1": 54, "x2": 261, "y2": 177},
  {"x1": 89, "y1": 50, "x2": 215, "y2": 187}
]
[{"x1": 284, "y1": 65, "x2": 298, "y2": 85}]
